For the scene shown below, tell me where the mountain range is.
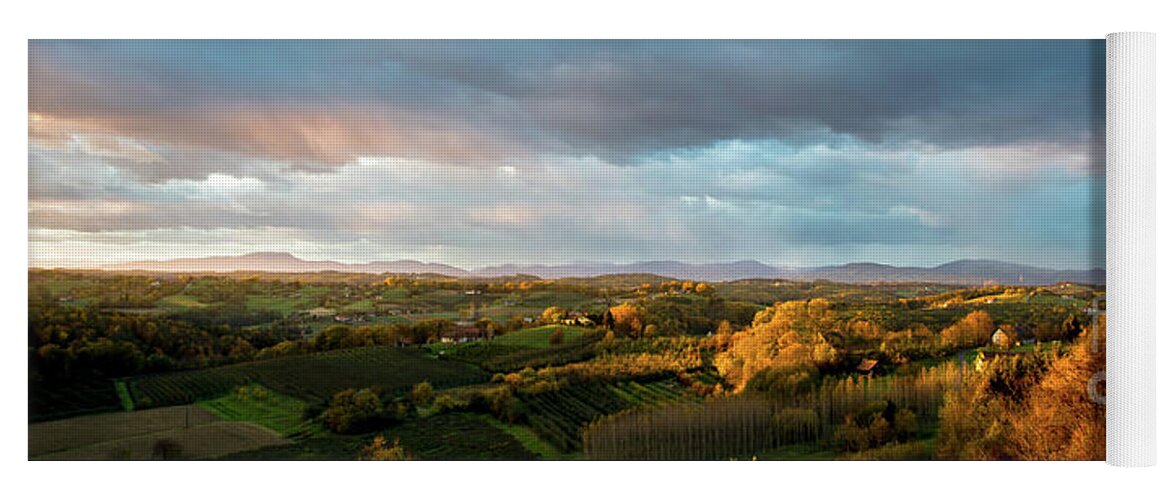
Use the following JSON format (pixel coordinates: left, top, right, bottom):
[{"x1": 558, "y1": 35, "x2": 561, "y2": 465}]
[
  {"x1": 102, "y1": 252, "x2": 470, "y2": 277},
  {"x1": 92, "y1": 252, "x2": 1104, "y2": 285}
]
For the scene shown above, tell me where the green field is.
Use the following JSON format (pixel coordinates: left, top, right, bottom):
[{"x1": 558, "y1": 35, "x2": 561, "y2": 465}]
[
  {"x1": 245, "y1": 296, "x2": 304, "y2": 315},
  {"x1": 114, "y1": 380, "x2": 134, "y2": 411},
  {"x1": 157, "y1": 294, "x2": 209, "y2": 310},
  {"x1": 492, "y1": 325, "x2": 593, "y2": 348},
  {"x1": 482, "y1": 416, "x2": 565, "y2": 459},
  {"x1": 197, "y1": 384, "x2": 314, "y2": 436},
  {"x1": 129, "y1": 346, "x2": 489, "y2": 408},
  {"x1": 431, "y1": 336, "x2": 600, "y2": 373}
]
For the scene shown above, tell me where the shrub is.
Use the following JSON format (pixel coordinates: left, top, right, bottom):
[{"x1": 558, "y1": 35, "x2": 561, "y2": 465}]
[
  {"x1": 410, "y1": 381, "x2": 434, "y2": 405},
  {"x1": 833, "y1": 401, "x2": 920, "y2": 453},
  {"x1": 470, "y1": 385, "x2": 526, "y2": 423},
  {"x1": 359, "y1": 435, "x2": 411, "y2": 461},
  {"x1": 433, "y1": 394, "x2": 466, "y2": 414},
  {"x1": 324, "y1": 388, "x2": 387, "y2": 434}
]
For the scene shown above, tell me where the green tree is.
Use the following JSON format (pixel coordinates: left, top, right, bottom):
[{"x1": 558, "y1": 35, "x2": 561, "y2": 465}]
[{"x1": 325, "y1": 388, "x2": 385, "y2": 434}]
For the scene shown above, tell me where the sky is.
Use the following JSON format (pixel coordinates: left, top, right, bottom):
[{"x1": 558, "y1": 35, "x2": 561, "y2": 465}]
[{"x1": 28, "y1": 40, "x2": 1106, "y2": 270}]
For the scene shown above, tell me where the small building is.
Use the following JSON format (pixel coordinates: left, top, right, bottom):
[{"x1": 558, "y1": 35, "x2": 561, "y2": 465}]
[
  {"x1": 305, "y1": 307, "x2": 335, "y2": 318},
  {"x1": 437, "y1": 324, "x2": 482, "y2": 344},
  {"x1": 856, "y1": 359, "x2": 880, "y2": 376},
  {"x1": 991, "y1": 328, "x2": 1014, "y2": 349},
  {"x1": 334, "y1": 313, "x2": 367, "y2": 324}
]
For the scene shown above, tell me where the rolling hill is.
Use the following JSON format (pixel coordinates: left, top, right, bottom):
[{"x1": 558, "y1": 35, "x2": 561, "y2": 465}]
[{"x1": 92, "y1": 253, "x2": 1103, "y2": 285}]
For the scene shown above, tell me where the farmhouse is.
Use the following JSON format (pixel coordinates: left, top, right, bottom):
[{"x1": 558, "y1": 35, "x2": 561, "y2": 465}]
[
  {"x1": 991, "y1": 328, "x2": 1015, "y2": 349},
  {"x1": 438, "y1": 324, "x2": 483, "y2": 344},
  {"x1": 334, "y1": 313, "x2": 368, "y2": 324},
  {"x1": 304, "y1": 307, "x2": 335, "y2": 318},
  {"x1": 561, "y1": 312, "x2": 596, "y2": 326},
  {"x1": 856, "y1": 359, "x2": 881, "y2": 376}
]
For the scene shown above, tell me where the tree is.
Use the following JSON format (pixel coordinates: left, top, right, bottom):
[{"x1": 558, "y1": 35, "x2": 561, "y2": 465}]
[
  {"x1": 359, "y1": 435, "x2": 411, "y2": 461},
  {"x1": 1006, "y1": 316, "x2": 1105, "y2": 460},
  {"x1": 541, "y1": 306, "x2": 568, "y2": 324},
  {"x1": 609, "y1": 303, "x2": 644, "y2": 338},
  {"x1": 315, "y1": 325, "x2": 359, "y2": 351},
  {"x1": 325, "y1": 388, "x2": 385, "y2": 434},
  {"x1": 410, "y1": 381, "x2": 434, "y2": 405},
  {"x1": 940, "y1": 310, "x2": 996, "y2": 349},
  {"x1": 476, "y1": 318, "x2": 504, "y2": 339},
  {"x1": 694, "y1": 282, "x2": 713, "y2": 295},
  {"x1": 715, "y1": 320, "x2": 734, "y2": 336},
  {"x1": 713, "y1": 299, "x2": 840, "y2": 391}
]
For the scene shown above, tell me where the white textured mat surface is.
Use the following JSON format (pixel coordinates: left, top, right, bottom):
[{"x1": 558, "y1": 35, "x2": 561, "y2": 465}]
[{"x1": 1106, "y1": 31, "x2": 1157, "y2": 467}]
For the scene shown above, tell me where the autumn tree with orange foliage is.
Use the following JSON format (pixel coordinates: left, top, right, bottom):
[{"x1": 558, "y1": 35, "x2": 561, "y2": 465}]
[
  {"x1": 541, "y1": 306, "x2": 568, "y2": 324},
  {"x1": 608, "y1": 302, "x2": 645, "y2": 338},
  {"x1": 940, "y1": 310, "x2": 996, "y2": 349},
  {"x1": 713, "y1": 299, "x2": 840, "y2": 391},
  {"x1": 359, "y1": 435, "x2": 411, "y2": 461},
  {"x1": 937, "y1": 316, "x2": 1105, "y2": 460},
  {"x1": 1005, "y1": 315, "x2": 1105, "y2": 460}
]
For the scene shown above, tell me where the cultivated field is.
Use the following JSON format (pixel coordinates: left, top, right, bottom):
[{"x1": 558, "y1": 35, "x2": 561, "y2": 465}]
[
  {"x1": 129, "y1": 347, "x2": 488, "y2": 408},
  {"x1": 29, "y1": 405, "x2": 289, "y2": 460}
]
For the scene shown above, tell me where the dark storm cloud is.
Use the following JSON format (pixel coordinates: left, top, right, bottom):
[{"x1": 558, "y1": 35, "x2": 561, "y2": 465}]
[{"x1": 30, "y1": 40, "x2": 1104, "y2": 165}]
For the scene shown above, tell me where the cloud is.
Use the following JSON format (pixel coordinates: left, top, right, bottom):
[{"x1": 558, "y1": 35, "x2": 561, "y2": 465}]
[
  {"x1": 28, "y1": 134, "x2": 1105, "y2": 270},
  {"x1": 26, "y1": 40, "x2": 1106, "y2": 270},
  {"x1": 30, "y1": 40, "x2": 1104, "y2": 170}
]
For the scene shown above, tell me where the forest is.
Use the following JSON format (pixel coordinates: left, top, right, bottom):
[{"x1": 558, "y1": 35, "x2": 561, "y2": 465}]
[{"x1": 28, "y1": 269, "x2": 1105, "y2": 460}]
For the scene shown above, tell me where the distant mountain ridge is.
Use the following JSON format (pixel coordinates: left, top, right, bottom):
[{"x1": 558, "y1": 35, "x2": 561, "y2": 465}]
[
  {"x1": 92, "y1": 252, "x2": 1104, "y2": 285},
  {"x1": 103, "y1": 252, "x2": 471, "y2": 277},
  {"x1": 799, "y1": 259, "x2": 1105, "y2": 286},
  {"x1": 475, "y1": 259, "x2": 786, "y2": 282}
]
